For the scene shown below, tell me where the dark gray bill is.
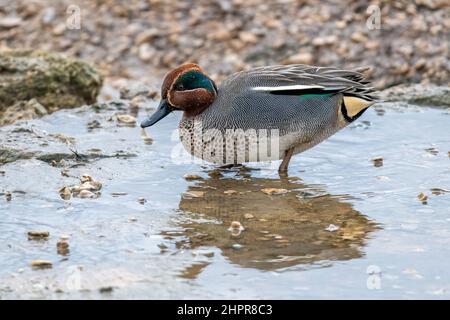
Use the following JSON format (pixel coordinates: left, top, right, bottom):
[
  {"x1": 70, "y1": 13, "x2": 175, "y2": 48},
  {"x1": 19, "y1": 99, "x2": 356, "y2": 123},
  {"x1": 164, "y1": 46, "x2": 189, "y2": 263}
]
[{"x1": 140, "y1": 99, "x2": 172, "y2": 128}]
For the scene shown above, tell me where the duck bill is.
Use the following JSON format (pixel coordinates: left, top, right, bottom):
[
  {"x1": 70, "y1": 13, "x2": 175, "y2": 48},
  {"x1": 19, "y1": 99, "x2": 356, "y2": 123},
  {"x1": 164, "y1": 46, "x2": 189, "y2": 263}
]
[{"x1": 140, "y1": 99, "x2": 172, "y2": 128}]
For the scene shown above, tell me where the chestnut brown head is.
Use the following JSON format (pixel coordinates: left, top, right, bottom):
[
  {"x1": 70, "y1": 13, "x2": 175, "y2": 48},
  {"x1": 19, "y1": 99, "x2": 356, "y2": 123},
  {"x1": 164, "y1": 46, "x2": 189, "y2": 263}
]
[{"x1": 141, "y1": 63, "x2": 217, "y2": 128}]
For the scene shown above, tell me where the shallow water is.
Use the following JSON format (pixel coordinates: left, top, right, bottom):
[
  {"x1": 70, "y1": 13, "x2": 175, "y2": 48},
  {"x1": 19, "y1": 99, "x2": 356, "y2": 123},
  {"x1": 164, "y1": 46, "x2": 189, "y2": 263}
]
[{"x1": 0, "y1": 101, "x2": 449, "y2": 299}]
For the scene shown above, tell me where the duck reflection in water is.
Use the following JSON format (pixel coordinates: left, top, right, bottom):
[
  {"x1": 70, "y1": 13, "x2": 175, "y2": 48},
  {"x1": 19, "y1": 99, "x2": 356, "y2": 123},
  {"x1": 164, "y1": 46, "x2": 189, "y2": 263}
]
[{"x1": 162, "y1": 167, "x2": 379, "y2": 277}]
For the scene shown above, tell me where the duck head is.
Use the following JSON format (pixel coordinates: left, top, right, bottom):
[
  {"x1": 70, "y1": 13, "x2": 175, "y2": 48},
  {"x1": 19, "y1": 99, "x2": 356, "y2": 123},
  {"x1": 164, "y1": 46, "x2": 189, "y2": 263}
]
[{"x1": 141, "y1": 63, "x2": 217, "y2": 128}]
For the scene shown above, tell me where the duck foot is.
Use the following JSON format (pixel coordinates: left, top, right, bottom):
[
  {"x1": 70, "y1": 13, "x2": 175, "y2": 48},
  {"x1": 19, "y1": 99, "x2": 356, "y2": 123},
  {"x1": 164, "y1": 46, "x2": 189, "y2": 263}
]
[{"x1": 278, "y1": 147, "x2": 294, "y2": 175}]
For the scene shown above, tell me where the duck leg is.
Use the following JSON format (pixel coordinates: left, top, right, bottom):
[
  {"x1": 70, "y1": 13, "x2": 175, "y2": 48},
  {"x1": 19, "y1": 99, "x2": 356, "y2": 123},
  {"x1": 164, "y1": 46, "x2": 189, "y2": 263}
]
[{"x1": 278, "y1": 147, "x2": 294, "y2": 175}]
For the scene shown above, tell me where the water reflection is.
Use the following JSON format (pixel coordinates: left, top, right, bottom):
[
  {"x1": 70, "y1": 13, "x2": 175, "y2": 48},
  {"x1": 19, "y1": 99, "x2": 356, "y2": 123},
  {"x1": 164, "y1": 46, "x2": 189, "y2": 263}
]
[{"x1": 169, "y1": 168, "x2": 379, "y2": 273}]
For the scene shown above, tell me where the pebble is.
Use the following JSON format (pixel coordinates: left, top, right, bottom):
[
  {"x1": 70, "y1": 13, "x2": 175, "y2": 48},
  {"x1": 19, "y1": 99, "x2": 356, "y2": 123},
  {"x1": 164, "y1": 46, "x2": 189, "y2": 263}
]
[
  {"x1": 351, "y1": 32, "x2": 367, "y2": 43},
  {"x1": 230, "y1": 221, "x2": 242, "y2": 229},
  {"x1": 111, "y1": 192, "x2": 128, "y2": 197},
  {"x1": 238, "y1": 31, "x2": 258, "y2": 44},
  {"x1": 5, "y1": 191, "x2": 12, "y2": 201},
  {"x1": 286, "y1": 52, "x2": 314, "y2": 64},
  {"x1": 244, "y1": 213, "x2": 254, "y2": 219},
  {"x1": 138, "y1": 43, "x2": 156, "y2": 62},
  {"x1": 261, "y1": 188, "x2": 288, "y2": 195},
  {"x1": 80, "y1": 174, "x2": 93, "y2": 183},
  {"x1": 183, "y1": 174, "x2": 203, "y2": 181},
  {"x1": 430, "y1": 188, "x2": 449, "y2": 195},
  {"x1": 417, "y1": 192, "x2": 428, "y2": 203},
  {"x1": 28, "y1": 231, "x2": 50, "y2": 239},
  {"x1": 56, "y1": 240, "x2": 69, "y2": 255},
  {"x1": 116, "y1": 114, "x2": 136, "y2": 125},
  {"x1": 31, "y1": 260, "x2": 52, "y2": 269},
  {"x1": 325, "y1": 224, "x2": 340, "y2": 232},
  {"x1": 371, "y1": 156, "x2": 384, "y2": 167},
  {"x1": 138, "y1": 197, "x2": 146, "y2": 204},
  {"x1": 231, "y1": 244, "x2": 243, "y2": 250},
  {"x1": 78, "y1": 190, "x2": 96, "y2": 199},
  {"x1": 59, "y1": 186, "x2": 71, "y2": 200},
  {"x1": 0, "y1": 16, "x2": 22, "y2": 28},
  {"x1": 224, "y1": 190, "x2": 238, "y2": 195},
  {"x1": 182, "y1": 190, "x2": 205, "y2": 199},
  {"x1": 228, "y1": 221, "x2": 245, "y2": 237}
]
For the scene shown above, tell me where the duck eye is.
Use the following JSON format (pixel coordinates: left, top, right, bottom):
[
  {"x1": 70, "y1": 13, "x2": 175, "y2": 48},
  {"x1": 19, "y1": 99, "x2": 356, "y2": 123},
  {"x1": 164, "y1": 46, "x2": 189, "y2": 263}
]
[{"x1": 177, "y1": 84, "x2": 184, "y2": 90}]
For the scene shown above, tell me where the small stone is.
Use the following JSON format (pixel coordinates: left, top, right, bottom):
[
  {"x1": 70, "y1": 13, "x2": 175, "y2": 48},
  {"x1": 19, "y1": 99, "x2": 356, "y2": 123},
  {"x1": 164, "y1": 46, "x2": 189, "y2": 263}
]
[
  {"x1": 135, "y1": 29, "x2": 159, "y2": 45},
  {"x1": 99, "y1": 286, "x2": 114, "y2": 293},
  {"x1": 28, "y1": 231, "x2": 50, "y2": 240},
  {"x1": 208, "y1": 29, "x2": 231, "y2": 41},
  {"x1": 224, "y1": 190, "x2": 238, "y2": 195},
  {"x1": 60, "y1": 234, "x2": 70, "y2": 241},
  {"x1": 0, "y1": 16, "x2": 22, "y2": 28},
  {"x1": 228, "y1": 221, "x2": 245, "y2": 237},
  {"x1": 208, "y1": 170, "x2": 223, "y2": 178},
  {"x1": 312, "y1": 35, "x2": 337, "y2": 46},
  {"x1": 238, "y1": 31, "x2": 258, "y2": 44},
  {"x1": 244, "y1": 213, "x2": 254, "y2": 219},
  {"x1": 351, "y1": 32, "x2": 367, "y2": 43},
  {"x1": 183, "y1": 173, "x2": 203, "y2": 181},
  {"x1": 56, "y1": 240, "x2": 69, "y2": 255},
  {"x1": 5, "y1": 191, "x2": 12, "y2": 201},
  {"x1": 138, "y1": 43, "x2": 156, "y2": 62},
  {"x1": 371, "y1": 156, "x2": 384, "y2": 167},
  {"x1": 138, "y1": 197, "x2": 146, "y2": 204},
  {"x1": 414, "y1": 58, "x2": 427, "y2": 70},
  {"x1": 365, "y1": 40, "x2": 380, "y2": 50},
  {"x1": 417, "y1": 192, "x2": 428, "y2": 203},
  {"x1": 230, "y1": 221, "x2": 242, "y2": 229},
  {"x1": 261, "y1": 188, "x2": 288, "y2": 195},
  {"x1": 111, "y1": 192, "x2": 128, "y2": 197},
  {"x1": 52, "y1": 23, "x2": 66, "y2": 36},
  {"x1": 116, "y1": 114, "x2": 136, "y2": 125},
  {"x1": 325, "y1": 224, "x2": 340, "y2": 232},
  {"x1": 182, "y1": 191, "x2": 205, "y2": 199},
  {"x1": 335, "y1": 20, "x2": 347, "y2": 29},
  {"x1": 31, "y1": 260, "x2": 52, "y2": 269},
  {"x1": 231, "y1": 243, "x2": 243, "y2": 250},
  {"x1": 286, "y1": 52, "x2": 314, "y2": 64},
  {"x1": 80, "y1": 174, "x2": 93, "y2": 183},
  {"x1": 129, "y1": 217, "x2": 138, "y2": 222},
  {"x1": 430, "y1": 25, "x2": 442, "y2": 36},
  {"x1": 59, "y1": 186, "x2": 71, "y2": 200},
  {"x1": 78, "y1": 190, "x2": 96, "y2": 199},
  {"x1": 431, "y1": 188, "x2": 450, "y2": 195}
]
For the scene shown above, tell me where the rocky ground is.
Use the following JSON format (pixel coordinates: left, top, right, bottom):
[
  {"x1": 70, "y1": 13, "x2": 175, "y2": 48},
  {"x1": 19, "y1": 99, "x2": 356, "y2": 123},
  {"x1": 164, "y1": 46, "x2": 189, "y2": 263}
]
[{"x1": 1, "y1": 0, "x2": 449, "y2": 90}]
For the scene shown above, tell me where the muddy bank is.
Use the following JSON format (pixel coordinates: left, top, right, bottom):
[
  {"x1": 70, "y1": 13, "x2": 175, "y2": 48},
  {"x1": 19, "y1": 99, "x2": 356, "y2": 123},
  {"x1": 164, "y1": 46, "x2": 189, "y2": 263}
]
[{"x1": 0, "y1": 0, "x2": 448, "y2": 88}]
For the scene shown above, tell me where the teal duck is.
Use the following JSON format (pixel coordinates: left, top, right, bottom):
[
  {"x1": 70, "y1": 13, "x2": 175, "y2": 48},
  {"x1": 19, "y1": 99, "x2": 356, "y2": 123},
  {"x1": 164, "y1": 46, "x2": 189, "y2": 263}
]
[{"x1": 141, "y1": 63, "x2": 376, "y2": 173}]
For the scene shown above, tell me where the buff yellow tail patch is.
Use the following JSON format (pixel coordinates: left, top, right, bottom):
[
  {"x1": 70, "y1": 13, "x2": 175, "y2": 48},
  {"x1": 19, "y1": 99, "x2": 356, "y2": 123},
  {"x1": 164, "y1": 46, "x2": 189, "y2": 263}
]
[{"x1": 343, "y1": 96, "x2": 372, "y2": 117}]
